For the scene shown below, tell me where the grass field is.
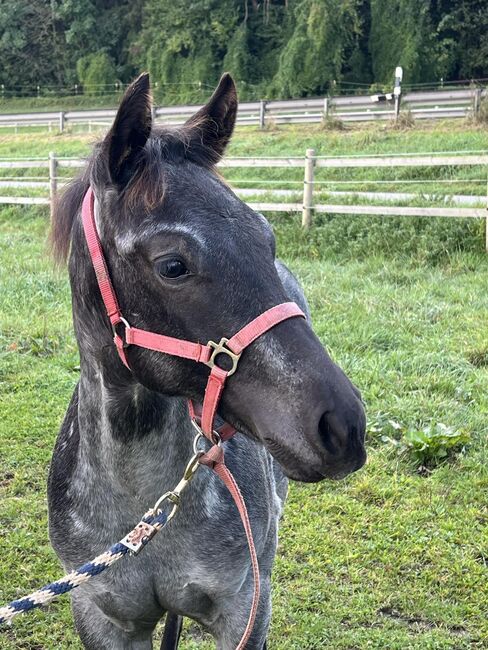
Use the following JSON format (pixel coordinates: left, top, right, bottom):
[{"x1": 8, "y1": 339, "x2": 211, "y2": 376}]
[{"x1": 0, "y1": 122, "x2": 487, "y2": 649}]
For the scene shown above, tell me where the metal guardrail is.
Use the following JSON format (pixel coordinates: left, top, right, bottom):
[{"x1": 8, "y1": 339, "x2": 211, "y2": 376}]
[{"x1": 0, "y1": 88, "x2": 485, "y2": 131}]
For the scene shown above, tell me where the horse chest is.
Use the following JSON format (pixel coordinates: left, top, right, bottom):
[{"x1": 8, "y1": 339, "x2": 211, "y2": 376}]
[{"x1": 83, "y1": 524, "x2": 259, "y2": 629}]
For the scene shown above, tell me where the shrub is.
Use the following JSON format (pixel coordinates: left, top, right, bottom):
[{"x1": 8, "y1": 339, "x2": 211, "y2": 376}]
[
  {"x1": 321, "y1": 114, "x2": 345, "y2": 131},
  {"x1": 388, "y1": 109, "x2": 415, "y2": 130}
]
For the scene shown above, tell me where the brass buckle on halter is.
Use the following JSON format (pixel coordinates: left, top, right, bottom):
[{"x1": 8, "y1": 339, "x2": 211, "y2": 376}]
[{"x1": 205, "y1": 337, "x2": 241, "y2": 376}]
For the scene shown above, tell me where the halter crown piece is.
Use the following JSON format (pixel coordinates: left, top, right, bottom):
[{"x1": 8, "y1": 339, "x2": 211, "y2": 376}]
[{"x1": 81, "y1": 187, "x2": 305, "y2": 648}]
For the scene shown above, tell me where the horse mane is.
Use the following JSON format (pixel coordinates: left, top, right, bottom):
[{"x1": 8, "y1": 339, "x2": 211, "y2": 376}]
[
  {"x1": 49, "y1": 125, "x2": 221, "y2": 266},
  {"x1": 49, "y1": 160, "x2": 92, "y2": 265}
]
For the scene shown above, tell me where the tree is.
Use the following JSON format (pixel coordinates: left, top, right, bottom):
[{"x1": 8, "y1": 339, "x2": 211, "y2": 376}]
[
  {"x1": 0, "y1": 0, "x2": 64, "y2": 88},
  {"x1": 369, "y1": 0, "x2": 436, "y2": 85},
  {"x1": 272, "y1": 0, "x2": 361, "y2": 97},
  {"x1": 0, "y1": 0, "x2": 486, "y2": 102},
  {"x1": 432, "y1": 0, "x2": 488, "y2": 80},
  {"x1": 77, "y1": 52, "x2": 118, "y2": 94},
  {"x1": 136, "y1": 0, "x2": 240, "y2": 102}
]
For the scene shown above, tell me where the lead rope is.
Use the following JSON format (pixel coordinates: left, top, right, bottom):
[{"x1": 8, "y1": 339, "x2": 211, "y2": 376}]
[
  {"x1": 0, "y1": 432, "x2": 259, "y2": 649},
  {"x1": 197, "y1": 436, "x2": 260, "y2": 650},
  {"x1": 0, "y1": 509, "x2": 169, "y2": 627}
]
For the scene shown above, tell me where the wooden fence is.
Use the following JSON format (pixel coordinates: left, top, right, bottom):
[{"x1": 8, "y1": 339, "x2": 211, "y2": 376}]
[
  {"x1": 0, "y1": 88, "x2": 486, "y2": 131},
  {"x1": 1, "y1": 151, "x2": 487, "y2": 249}
]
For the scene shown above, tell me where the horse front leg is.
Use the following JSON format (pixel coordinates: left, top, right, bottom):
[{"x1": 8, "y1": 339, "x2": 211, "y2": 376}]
[
  {"x1": 209, "y1": 573, "x2": 272, "y2": 650},
  {"x1": 160, "y1": 612, "x2": 183, "y2": 649}
]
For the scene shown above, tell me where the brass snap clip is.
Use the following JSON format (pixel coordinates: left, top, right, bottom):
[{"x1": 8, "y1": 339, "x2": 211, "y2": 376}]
[{"x1": 205, "y1": 337, "x2": 241, "y2": 376}]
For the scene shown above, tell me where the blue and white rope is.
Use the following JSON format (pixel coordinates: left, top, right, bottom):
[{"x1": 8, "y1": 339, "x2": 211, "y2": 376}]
[{"x1": 0, "y1": 509, "x2": 168, "y2": 626}]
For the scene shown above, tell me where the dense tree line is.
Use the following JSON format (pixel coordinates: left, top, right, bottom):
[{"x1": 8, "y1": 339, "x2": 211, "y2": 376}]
[{"x1": 0, "y1": 0, "x2": 486, "y2": 101}]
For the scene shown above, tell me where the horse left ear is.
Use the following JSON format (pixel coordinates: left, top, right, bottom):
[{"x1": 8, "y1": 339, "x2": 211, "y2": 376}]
[
  {"x1": 104, "y1": 72, "x2": 152, "y2": 187},
  {"x1": 183, "y1": 73, "x2": 238, "y2": 166}
]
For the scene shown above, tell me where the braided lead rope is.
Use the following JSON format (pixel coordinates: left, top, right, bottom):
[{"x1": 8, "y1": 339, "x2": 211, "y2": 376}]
[
  {"x1": 0, "y1": 436, "x2": 205, "y2": 628},
  {"x1": 0, "y1": 505, "x2": 169, "y2": 626}
]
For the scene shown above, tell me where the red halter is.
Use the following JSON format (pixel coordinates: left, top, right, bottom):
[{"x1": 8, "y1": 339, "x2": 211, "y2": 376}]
[{"x1": 81, "y1": 186, "x2": 304, "y2": 648}]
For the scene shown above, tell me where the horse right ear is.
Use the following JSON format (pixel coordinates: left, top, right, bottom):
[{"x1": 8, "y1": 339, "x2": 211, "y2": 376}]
[
  {"x1": 103, "y1": 73, "x2": 152, "y2": 187},
  {"x1": 183, "y1": 73, "x2": 238, "y2": 166}
]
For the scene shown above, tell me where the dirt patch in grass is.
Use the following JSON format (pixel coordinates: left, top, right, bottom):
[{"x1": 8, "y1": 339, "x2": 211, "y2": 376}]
[{"x1": 467, "y1": 348, "x2": 488, "y2": 367}]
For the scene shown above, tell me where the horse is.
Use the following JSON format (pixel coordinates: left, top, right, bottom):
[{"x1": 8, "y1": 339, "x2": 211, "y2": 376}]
[{"x1": 48, "y1": 72, "x2": 366, "y2": 649}]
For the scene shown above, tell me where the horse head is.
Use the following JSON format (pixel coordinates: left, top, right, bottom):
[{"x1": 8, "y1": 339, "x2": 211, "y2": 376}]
[{"x1": 53, "y1": 73, "x2": 366, "y2": 482}]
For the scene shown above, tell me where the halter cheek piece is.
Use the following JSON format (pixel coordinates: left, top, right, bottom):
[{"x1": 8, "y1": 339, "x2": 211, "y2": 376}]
[{"x1": 81, "y1": 187, "x2": 305, "y2": 648}]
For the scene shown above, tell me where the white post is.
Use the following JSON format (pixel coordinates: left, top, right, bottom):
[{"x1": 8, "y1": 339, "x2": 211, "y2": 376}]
[
  {"x1": 302, "y1": 148, "x2": 315, "y2": 229},
  {"x1": 49, "y1": 152, "x2": 58, "y2": 219},
  {"x1": 59, "y1": 111, "x2": 65, "y2": 133},
  {"x1": 394, "y1": 66, "x2": 403, "y2": 120}
]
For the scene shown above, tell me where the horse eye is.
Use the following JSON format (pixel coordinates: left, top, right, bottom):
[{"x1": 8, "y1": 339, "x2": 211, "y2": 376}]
[{"x1": 156, "y1": 258, "x2": 189, "y2": 279}]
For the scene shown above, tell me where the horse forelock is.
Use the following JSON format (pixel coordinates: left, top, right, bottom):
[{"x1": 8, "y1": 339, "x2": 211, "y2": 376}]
[{"x1": 49, "y1": 126, "x2": 222, "y2": 265}]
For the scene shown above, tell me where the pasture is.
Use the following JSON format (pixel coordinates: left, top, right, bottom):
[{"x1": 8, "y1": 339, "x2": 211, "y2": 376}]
[{"x1": 0, "y1": 122, "x2": 487, "y2": 649}]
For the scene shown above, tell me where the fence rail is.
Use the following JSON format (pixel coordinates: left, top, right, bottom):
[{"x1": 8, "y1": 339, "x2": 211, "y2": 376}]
[
  {"x1": 0, "y1": 88, "x2": 485, "y2": 131},
  {"x1": 0, "y1": 151, "x2": 487, "y2": 249}
]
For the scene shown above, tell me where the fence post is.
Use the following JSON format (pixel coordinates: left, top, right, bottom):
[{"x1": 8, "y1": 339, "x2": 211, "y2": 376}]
[
  {"x1": 259, "y1": 100, "x2": 266, "y2": 129},
  {"x1": 323, "y1": 97, "x2": 329, "y2": 120},
  {"x1": 474, "y1": 88, "x2": 482, "y2": 116},
  {"x1": 49, "y1": 152, "x2": 58, "y2": 219},
  {"x1": 302, "y1": 148, "x2": 315, "y2": 229},
  {"x1": 59, "y1": 111, "x2": 65, "y2": 133}
]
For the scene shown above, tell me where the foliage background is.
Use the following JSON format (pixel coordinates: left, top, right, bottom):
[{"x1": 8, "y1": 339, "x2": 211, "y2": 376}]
[{"x1": 0, "y1": 1, "x2": 487, "y2": 102}]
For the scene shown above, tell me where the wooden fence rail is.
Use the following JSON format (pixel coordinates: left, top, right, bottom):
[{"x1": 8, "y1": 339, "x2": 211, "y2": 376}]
[{"x1": 0, "y1": 151, "x2": 487, "y2": 249}]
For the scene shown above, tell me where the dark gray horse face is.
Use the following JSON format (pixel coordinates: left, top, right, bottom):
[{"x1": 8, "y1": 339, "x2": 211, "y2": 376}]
[{"x1": 89, "y1": 73, "x2": 366, "y2": 483}]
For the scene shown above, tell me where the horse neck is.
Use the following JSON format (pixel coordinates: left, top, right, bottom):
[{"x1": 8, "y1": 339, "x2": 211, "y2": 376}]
[{"x1": 76, "y1": 354, "x2": 198, "y2": 505}]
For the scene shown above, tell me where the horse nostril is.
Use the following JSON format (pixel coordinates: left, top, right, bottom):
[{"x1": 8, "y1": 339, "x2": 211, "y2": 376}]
[{"x1": 318, "y1": 412, "x2": 340, "y2": 455}]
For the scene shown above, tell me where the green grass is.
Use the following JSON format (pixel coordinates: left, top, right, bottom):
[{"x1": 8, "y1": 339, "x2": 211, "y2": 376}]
[{"x1": 1, "y1": 123, "x2": 488, "y2": 648}]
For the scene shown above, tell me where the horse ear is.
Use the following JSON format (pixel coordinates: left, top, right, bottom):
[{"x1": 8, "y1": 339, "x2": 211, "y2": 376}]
[
  {"x1": 104, "y1": 73, "x2": 152, "y2": 186},
  {"x1": 183, "y1": 73, "x2": 238, "y2": 166}
]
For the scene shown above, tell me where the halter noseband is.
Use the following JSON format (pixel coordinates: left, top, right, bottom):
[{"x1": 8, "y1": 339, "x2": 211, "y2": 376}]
[{"x1": 81, "y1": 187, "x2": 305, "y2": 441}]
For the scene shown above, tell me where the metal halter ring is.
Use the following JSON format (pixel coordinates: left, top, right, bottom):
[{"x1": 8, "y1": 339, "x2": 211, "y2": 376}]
[
  {"x1": 191, "y1": 419, "x2": 222, "y2": 447},
  {"x1": 204, "y1": 337, "x2": 241, "y2": 376},
  {"x1": 112, "y1": 316, "x2": 130, "y2": 341}
]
